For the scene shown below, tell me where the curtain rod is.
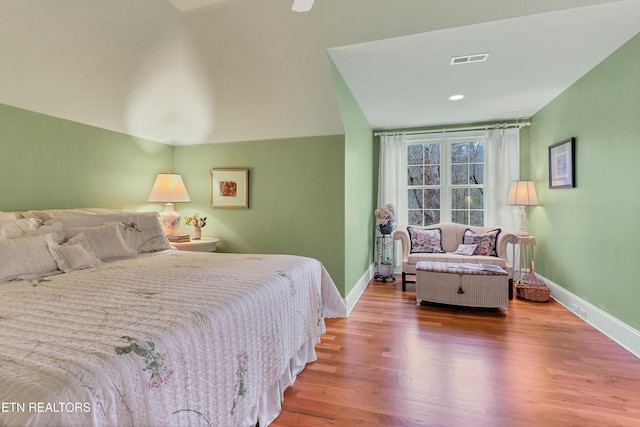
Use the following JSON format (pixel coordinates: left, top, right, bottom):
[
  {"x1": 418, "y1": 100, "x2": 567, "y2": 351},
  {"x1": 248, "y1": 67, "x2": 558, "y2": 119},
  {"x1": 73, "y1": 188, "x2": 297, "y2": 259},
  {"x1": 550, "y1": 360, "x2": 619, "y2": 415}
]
[{"x1": 373, "y1": 120, "x2": 531, "y2": 137}]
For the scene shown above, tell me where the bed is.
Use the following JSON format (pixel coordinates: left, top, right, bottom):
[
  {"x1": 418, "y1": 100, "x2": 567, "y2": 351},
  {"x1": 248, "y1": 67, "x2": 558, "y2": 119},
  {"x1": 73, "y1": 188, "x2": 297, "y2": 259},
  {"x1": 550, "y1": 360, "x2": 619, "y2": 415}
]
[{"x1": 0, "y1": 209, "x2": 346, "y2": 426}]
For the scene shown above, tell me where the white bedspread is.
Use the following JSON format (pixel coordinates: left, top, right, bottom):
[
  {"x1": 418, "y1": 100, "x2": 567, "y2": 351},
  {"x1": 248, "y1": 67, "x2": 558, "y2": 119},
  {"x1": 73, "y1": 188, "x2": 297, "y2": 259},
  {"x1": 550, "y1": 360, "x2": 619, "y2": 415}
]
[{"x1": 0, "y1": 251, "x2": 345, "y2": 426}]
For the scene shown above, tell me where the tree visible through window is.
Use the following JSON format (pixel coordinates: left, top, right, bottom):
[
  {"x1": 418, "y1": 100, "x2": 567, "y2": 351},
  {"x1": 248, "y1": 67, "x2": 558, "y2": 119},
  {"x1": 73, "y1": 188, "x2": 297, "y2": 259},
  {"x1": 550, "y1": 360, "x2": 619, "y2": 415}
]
[{"x1": 407, "y1": 134, "x2": 484, "y2": 227}]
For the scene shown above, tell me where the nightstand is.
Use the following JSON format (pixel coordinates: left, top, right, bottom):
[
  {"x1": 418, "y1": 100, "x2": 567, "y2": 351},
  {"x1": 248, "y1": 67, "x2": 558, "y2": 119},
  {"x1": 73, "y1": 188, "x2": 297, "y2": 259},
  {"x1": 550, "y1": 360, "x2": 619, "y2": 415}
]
[{"x1": 171, "y1": 237, "x2": 220, "y2": 252}]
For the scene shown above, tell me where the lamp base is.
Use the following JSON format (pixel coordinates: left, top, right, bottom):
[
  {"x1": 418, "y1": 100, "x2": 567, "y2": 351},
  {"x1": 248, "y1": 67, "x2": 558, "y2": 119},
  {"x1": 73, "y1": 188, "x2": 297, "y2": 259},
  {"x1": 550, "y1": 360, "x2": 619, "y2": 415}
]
[
  {"x1": 517, "y1": 205, "x2": 529, "y2": 236},
  {"x1": 159, "y1": 203, "x2": 181, "y2": 235}
]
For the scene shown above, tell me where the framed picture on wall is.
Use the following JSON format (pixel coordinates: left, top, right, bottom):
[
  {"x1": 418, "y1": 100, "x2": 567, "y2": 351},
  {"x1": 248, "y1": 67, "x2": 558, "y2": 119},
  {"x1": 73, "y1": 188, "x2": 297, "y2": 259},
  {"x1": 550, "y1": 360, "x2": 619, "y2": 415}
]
[
  {"x1": 210, "y1": 168, "x2": 249, "y2": 208},
  {"x1": 549, "y1": 137, "x2": 575, "y2": 189}
]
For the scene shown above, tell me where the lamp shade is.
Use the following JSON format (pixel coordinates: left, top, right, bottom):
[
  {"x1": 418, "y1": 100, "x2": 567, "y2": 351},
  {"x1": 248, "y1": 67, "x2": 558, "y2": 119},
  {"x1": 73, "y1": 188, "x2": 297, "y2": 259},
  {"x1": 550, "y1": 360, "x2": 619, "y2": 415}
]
[
  {"x1": 507, "y1": 181, "x2": 539, "y2": 206},
  {"x1": 148, "y1": 173, "x2": 191, "y2": 203}
]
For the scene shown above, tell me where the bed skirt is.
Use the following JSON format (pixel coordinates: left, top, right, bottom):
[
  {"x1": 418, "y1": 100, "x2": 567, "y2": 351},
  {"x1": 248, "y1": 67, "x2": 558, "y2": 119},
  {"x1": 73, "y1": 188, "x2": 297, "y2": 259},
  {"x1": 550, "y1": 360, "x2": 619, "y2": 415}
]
[{"x1": 244, "y1": 336, "x2": 320, "y2": 426}]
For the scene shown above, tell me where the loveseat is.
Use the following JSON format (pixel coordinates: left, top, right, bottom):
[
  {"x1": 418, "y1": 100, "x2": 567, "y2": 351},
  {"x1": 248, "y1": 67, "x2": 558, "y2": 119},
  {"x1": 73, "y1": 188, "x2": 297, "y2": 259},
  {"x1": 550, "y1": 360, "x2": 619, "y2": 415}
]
[{"x1": 393, "y1": 222, "x2": 518, "y2": 293}]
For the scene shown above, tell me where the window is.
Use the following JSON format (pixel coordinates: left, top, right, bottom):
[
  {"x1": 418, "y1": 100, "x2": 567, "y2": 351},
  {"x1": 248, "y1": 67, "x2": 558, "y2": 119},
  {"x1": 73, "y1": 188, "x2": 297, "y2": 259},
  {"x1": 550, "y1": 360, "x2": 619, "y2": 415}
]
[{"x1": 407, "y1": 132, "x2": 485, "y2": 227}]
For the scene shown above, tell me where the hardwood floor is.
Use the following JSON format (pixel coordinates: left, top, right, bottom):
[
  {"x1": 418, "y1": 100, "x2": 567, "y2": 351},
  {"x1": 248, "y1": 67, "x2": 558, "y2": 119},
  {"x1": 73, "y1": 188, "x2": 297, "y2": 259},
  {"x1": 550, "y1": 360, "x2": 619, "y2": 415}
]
[{"x1": 273, "y1": 277, "x2": 640, "y2": 427}]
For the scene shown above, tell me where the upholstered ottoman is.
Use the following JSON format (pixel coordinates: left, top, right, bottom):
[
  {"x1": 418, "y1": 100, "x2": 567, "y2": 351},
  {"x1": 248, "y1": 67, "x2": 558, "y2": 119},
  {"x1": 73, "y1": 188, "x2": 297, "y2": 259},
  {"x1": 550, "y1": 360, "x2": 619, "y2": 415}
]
[{"x1": 416, "y1": 261, "x2": 509, "y2": 313}]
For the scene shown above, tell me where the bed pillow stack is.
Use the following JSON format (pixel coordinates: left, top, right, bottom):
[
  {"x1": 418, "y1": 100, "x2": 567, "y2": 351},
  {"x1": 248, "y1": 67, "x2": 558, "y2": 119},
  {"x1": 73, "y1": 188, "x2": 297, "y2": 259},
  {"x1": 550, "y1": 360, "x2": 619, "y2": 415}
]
[
  {"x1": 46, "y1": 212, "x2": 172, "y2": 254},
  {"x1": 0, "y1": 217, "x2": 41, "y2": 239},
  {"x1": 0, "y1": 210, "x2": 172, "y2": 282}
]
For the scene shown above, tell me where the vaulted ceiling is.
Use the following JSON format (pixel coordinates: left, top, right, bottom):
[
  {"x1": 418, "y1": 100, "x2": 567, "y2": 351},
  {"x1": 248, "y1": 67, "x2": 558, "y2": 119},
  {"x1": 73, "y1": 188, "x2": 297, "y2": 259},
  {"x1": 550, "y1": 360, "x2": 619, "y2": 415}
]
[{"x1": 1, "y1": 0, "x2": 638, "y2": 145}]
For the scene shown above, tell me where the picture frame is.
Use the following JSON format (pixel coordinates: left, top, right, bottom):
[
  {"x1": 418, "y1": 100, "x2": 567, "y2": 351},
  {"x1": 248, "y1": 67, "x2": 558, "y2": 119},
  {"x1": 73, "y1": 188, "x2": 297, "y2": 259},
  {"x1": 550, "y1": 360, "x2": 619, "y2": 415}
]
[
  {"x1": 548, "y1": 137, "x2": 575, "y2": 189},
  {"x1": 210, "y1": 168, "x2": 249, "y2": 208}
]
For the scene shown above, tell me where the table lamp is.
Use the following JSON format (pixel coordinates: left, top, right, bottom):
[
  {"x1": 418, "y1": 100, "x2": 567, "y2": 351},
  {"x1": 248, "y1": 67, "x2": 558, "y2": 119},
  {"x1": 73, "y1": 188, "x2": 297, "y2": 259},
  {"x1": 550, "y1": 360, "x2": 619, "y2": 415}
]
[
  {"x1": 507, "y1": 180, "x2": 539, "y2": 236},
  {"x1": 148, "y1": 173, "x2": 191, "y2": 235}
]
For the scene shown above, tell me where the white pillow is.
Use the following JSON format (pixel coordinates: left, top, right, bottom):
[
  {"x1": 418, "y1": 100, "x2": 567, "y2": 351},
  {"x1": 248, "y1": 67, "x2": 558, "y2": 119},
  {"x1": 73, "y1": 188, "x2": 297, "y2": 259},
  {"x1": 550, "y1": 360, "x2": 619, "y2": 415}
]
[
  {"x1": 48, "y1": 233, "x2": 101, "y2": 273},
  {"x1": 0, "y1": 234, "x2": 60, "y2": 282},
  {"x1": 48, "y1": 212, "x2": 171, "y2": 253},
  {"x1": 27, "y1": 208, "x2": 123, "y2": 221},
  {"x1": 63, "y1": 222, "x2": 137, "y2": 261},
  {"x1": 0, "y1": 212, "x2": 20, "y2": 221},
  {"x1": 119, "y1": 213, "x2": 172, "y2": 253},
  {"x1": 0, "y1": 218, "x2": 42, "y2": 240},
  {"x1": 24, "y1": 222, "x2": 66, "y2": 243},
  {"x1": 453, "y1": 244, "x2": 479, "y2": 256}
]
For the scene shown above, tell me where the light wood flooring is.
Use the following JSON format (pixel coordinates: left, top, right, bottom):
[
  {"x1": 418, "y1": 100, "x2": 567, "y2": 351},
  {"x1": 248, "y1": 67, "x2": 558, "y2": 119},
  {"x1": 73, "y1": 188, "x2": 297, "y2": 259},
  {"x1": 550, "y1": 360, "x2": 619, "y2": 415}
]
[{"x1": 273, "y1": 276, "x2": 640, "y2": 427}]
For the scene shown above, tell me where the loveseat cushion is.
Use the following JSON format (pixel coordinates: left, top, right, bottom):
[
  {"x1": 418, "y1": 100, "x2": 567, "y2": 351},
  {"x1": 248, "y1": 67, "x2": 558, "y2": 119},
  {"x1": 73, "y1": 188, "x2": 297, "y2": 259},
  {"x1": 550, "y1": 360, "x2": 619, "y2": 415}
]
[
  {"x1": 407, "y1": 252, "x2": 506, "y2": 267},
  {"x1": 407, "y1": 227, "x2": 445, "y2": 254},
  {"x1": 463, "y1": 228, "x2": 501, "y2": 257}
]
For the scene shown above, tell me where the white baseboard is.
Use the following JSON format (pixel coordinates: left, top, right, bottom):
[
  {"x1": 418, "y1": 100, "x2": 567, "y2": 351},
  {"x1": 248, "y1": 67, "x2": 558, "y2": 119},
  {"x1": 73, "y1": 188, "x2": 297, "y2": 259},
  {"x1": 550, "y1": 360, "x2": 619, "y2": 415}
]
[
  {"x1": 345, "y1": 263, "x2": 375, "y2": 316},
  {"x1": 540, "y1": 274, "x2": 640, "y2": 359}
]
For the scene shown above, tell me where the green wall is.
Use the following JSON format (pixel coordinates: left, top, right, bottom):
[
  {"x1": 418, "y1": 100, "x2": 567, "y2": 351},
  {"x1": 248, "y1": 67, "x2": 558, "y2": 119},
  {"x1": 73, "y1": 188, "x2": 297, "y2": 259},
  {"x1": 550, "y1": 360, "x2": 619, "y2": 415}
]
[
  {"x1": 527, "y1": 33, "x2": 640, "y2": 330},
  {"x1": 172, "y1": 136, "x2": 347, "y2": 294},
  {"x1": 330, "y1": 59, "x2": 377, "y2": 294},
  {"x1": 0, "y1": 102, "x2": 356, "y2": 298},
  {"x1": 0, "y1": 104, "x2": 174, "y2": 212}
]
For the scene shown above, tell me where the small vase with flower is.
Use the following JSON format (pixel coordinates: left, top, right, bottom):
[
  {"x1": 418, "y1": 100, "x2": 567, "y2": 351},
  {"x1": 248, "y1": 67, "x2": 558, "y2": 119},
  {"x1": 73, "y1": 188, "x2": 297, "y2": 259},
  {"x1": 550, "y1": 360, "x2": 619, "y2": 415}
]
[{"x1": 185, "y1": 213, "x2": 207, "y2": 240}]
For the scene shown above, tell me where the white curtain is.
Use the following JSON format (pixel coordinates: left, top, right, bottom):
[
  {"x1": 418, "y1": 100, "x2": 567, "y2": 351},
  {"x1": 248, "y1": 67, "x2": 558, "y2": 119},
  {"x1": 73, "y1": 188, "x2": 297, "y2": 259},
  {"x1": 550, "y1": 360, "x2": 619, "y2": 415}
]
[
  {"x1": 377, "y1": 133, "x2": 408, "y2": 226},
  {"x1": 484, "y1": 128, "x2": 520, "y2": 233},
  {"x1": 377, "y1": 133, "x2": 408, "y2": 269}
]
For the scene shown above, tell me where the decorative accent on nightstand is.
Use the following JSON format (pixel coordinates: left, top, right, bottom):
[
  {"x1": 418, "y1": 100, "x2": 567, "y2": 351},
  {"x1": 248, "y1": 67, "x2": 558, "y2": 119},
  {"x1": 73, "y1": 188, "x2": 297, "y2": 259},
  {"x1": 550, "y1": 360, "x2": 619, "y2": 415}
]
[
  {"x1": 147, "y1": 173, "x2": 191, "y2": 236},
  {"x1": 185, "y1": 213, "x2": 207, "y2": 240}
]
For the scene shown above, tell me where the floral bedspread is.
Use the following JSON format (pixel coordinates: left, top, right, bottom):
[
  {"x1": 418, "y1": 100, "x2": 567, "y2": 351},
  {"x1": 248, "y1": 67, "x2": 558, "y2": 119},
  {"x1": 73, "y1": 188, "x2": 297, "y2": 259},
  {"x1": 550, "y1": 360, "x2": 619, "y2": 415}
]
[{"x1": 0, "y1": 251, "x2": 345, "y2": 426}]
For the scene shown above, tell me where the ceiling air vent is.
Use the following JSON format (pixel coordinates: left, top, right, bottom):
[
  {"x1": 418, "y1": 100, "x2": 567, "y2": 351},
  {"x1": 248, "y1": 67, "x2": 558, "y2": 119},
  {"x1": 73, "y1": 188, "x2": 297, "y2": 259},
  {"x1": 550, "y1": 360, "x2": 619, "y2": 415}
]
[{"x1": 450, "y1": 53, "x2": 490, "y2": 65}]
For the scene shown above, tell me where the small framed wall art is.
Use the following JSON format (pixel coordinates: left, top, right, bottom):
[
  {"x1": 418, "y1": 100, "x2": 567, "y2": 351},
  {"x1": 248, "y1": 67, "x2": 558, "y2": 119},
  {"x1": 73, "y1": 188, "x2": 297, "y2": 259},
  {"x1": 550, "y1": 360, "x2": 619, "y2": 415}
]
[
  {"x1": 548, "y1": 137, "x2": 575, "y2": 189},
  {"x1": 210, "y1": 168, "x2": 249, "y2": 208}
]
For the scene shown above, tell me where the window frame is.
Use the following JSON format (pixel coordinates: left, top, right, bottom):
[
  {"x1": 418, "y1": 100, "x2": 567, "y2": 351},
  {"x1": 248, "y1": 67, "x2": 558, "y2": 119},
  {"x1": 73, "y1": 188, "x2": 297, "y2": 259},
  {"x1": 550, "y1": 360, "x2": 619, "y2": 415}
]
[{"x1": 406, "y1": 131, "x2": 485, "y2": 226}]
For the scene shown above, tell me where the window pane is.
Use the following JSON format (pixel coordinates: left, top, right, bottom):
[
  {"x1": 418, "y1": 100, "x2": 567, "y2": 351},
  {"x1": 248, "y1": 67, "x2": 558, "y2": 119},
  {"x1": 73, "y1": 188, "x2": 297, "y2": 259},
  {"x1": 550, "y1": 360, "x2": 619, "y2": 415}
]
[
  {"x1": 470, "y1": 163, "x2": 484, "y2": 185},
  {"x1": 424, "y1": 165, "x2": 440, "y2": 185},
  {"x1": 470, "y1": 188, "x2": 484, "y2": 209},
  {"x1": 470, "y1": 211, "x2": 483, "y2": 226},
  {"x1": 425, "y1": 210, "x2": 440, "y2": 225},
  {"x1": 452, "y1": 210, "x2": 468, "y2": 225},
  {"x1": 408, "y1": 189, "x2": 423, "y2": 209},
  {"x1": 451, "y1": 164, "x2": 468, "y2": 185},
  {"x1": 407, "y1": 145, "x2": 423, "y2": 165},
  {"x1": 451, "y1": 188, "x2": 468, "y2": 209},
  {"x1": 470, "y1": 141, "x2": 484, "y2": 162},
  {"x1": 425, "y1": 189, "x2": 440, "y2": 209},
  {"x1": 425, "y1": 144, "x2": 440, "y2": 164},
  {"x1": 408, "y1": 166, "x2": 424, "y2": 185},
  {"x1": 408, "y1": 210, "x2": 423, "y2": 226},
  {"x1": 451, "y1": 142, "x2": 468, "y2": 164}
]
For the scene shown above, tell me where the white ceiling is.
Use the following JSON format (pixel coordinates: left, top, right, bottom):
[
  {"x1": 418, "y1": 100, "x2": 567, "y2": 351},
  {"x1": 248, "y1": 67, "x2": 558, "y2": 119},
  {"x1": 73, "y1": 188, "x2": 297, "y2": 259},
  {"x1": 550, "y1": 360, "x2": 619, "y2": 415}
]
[
  {"x1": 329, "y1": 1, "x2": 640, "y2": 130},
  {"x1": 1, "y1": 0, "x2": 638, "y2": 145}
]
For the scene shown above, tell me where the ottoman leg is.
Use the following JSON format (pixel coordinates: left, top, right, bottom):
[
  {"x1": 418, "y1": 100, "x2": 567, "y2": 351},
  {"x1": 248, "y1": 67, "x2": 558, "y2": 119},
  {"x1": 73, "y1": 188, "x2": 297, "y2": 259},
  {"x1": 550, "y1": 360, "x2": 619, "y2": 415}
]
[
  {"x1": 402, "y1": 272, "x2": 407, "y2": 291},
  {"x1": 509, "y1": 278, "x2": 513, "y2": 300}
]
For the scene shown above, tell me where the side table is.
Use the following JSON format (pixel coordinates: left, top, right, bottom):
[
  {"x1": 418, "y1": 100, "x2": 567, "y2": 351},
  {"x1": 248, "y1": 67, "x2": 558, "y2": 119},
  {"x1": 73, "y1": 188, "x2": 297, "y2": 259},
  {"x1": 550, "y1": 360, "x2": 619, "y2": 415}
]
[
  {"x1": 374, "y1": 235, "x2": 395, "y2": 282},
  {"x1": 172, "y1": 237, "x2": 220, "y2": 252},
  {"x1": 512, "y1": 235, "x2": 535, "y2": 279}
]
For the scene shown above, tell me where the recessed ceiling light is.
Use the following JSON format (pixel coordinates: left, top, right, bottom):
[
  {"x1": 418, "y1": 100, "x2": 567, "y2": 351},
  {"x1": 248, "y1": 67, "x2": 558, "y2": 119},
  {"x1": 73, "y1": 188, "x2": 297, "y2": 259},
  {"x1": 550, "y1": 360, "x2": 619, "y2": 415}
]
[{"x1": 449, "y1": 94, "x2": 465, "y2": 101}]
